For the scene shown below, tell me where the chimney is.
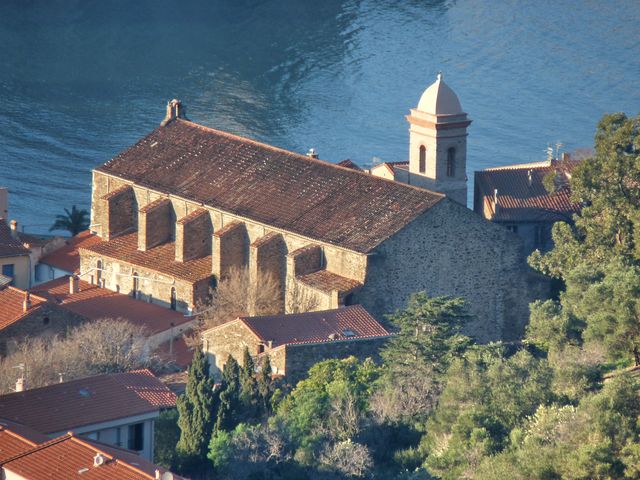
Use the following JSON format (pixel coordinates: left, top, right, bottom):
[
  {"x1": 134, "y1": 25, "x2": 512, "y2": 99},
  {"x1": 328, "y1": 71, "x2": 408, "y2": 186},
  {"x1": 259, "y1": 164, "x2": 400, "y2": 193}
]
[
  {"x1": 267, "y1": 340, "x2": 273, "y2": 349},
  {"x1": 93, "y1": 453, "x2": 106, "y2": 467},
  {"x1": 527, "y1": 169, "x2": 533, "y2": 187},
  {"x1": 562, "y1": 152, "x2": 571, "y2": 162},
  {"x1": 155, "y1": 470, "x2": 161, "y2": 479},
  {"x1": 22, "y1": 291, "x2": 31, "y2": 312},
  {"x1": 9, "y1": 219, "x2": 18, "y2": 239},
  {"x1": 69, "y1": 275, "x2": 79, "y2": 294},
  {"x1": 493, "y1": 188, "x2": 500, "y2": 214},
  {"x1": 15, "y1": 377, "x2": 26, "y2": 392},
  {"x1": 160, "y1": 99, "x2": 186, "y2": 126},
  {"x1": 306, "y1": 148, "x2": 319, "y2": 159}
]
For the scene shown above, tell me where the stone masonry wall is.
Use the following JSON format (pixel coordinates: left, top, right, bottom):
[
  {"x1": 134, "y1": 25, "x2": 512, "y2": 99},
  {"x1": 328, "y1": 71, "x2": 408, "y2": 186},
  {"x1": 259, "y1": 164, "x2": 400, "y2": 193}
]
[
  {"x1": 176, "y1": 209, "x2": 212, "y2": 262},
  {"x1": 138, "y1": 198, "x2": 172, "y2": 251},
  {"x1": 79, "y1": 253, "x2": 196, "y2": 312},
  {"x1": 0, "y1": 303, "x2": 86, "y2": 357},
  {"x1": 212, "y1": 221, "x2": 249, "y2": 280},
  {"x1": 288, "y1": 245, "x2": 322, "y2": 277},
  {"x1": 358, "y1": 198, "x2": 548, "y2": 342},
  {"x1": 203, "y1": 320, "x2": 262, "y2": 379},
  {"x1": 282, "y1": 337, "x2": 389, "y2": 384},
  {"x1": 103, "y1": 186, "x2": 137, "y2": 241},
  {"x1": 250, "y1": 232, "x2": 286, "y2": 309}
]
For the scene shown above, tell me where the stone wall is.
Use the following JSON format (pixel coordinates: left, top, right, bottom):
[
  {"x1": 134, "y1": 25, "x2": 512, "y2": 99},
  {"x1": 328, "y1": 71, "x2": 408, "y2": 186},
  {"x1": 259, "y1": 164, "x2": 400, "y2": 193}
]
[
  {"x1": 0, "y1": 303, "x2": 86, "y2": 356},
  {"x1": 79, "y1": 253, "x2": 197, "y2": 312},
  {"x1": 103, "y1": 185, "x2": 137, "y2": 241},
  {"x1": 176, "y1": 209, "x2": 212, "y2": 262},
  {"x1": 358, "y1": 198, "x2": 548, "y2": 342},
  {"x1": 138, "y1": 198, "x2": 172, "y2": 251},
  {"x1": 281, "y1": 337, "x2": 389, "y2": 384},
  {"x1": 203, "y1": 320, "x2": 262, "y2": 379},
  {"x1": 250, "y1": 232, "x2": 286, "y2": 308},
  {"x1": 288, "y1": 245, "x2": 322, "y2": 277},
  {"x1": 212, "y1": 221, "x2": 249, "y2": 279}
]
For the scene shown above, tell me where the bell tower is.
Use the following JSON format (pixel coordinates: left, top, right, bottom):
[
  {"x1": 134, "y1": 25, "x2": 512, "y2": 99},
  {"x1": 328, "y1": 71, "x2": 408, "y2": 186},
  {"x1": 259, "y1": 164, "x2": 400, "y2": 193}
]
[{"x1": 406, "y1": 73, "x2": 471, "y2": 205}]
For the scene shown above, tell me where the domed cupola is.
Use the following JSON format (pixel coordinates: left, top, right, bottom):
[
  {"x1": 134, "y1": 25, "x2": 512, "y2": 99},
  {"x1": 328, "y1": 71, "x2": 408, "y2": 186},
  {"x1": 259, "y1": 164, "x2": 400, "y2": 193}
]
[{"x1": 417, "y1": 72, "x2": 464, "y2": 116}]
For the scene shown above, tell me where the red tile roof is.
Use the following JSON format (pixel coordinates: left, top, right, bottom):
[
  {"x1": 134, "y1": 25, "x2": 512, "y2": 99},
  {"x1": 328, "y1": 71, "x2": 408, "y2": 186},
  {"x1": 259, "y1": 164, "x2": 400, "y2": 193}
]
[
  {"x1": 39, "y1": 230, "x2": 102, "y2": 274},
  {"x1": 337, "y1": 159, "x2": 362, "y2": 171},
  {"x1": 0, "y1": 287, "x2": 48, "y2": 332},
  {"x1": 80, "y1": 232, "x2": 212, "y2": 283},
  {"x1": 237, "y1": 305, "x2": 389, "y2": 348},
  {"x1": 0, "y1": 219, "x2": 29, "y2": 258},
  {"x1": 32, "y1": 277, "x2": 190, "y2": 335},
  {"x1": 0, "y1": 370, "x2": 176, "y2": 434},
  {"x1": 0, "y1": 424, "x2": 41, "y2": 461},
  {"x1": 0, "y1": 433, "x2": 182, "y2": 480},
  {"x1": 97, "y1": 118, "x2": 444, "y2": 253},
  {"x1": 298, "y1": 269, "x2": 362, "y2": 293},
  {"x1": 475, "y1": 160, "x2": 582, "y2": 222}
]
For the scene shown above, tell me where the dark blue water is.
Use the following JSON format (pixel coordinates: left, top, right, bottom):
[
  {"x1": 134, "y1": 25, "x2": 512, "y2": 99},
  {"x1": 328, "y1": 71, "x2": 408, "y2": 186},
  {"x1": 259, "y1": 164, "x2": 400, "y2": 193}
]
[{"x1": 1, "y1": 0, "x2": 639, "y2": 233}]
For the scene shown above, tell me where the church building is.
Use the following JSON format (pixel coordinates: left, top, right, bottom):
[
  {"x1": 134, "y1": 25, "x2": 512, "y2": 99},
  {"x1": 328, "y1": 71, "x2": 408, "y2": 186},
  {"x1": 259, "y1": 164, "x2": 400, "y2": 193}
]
[{"x1": 79, "y1": 82, "x2": 543, "y2": 342}]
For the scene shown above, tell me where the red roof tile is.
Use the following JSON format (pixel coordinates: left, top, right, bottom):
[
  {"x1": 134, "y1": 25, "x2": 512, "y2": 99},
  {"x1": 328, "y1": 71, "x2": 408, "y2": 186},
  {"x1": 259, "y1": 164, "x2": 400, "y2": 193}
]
[
  {"x1": 237, "y1": 305, "x2": 389, "y2": 348},
  {"x1": 337, "y1": 159, "x2": 362, "y2": 171},
  {"x1": 0, "y1": 287, "x2": 48, "y2": 332},
  {"x1": 298, "y1": 269, "x2": 362, "y2": 293},
  {"x1": 32, "y1": 277, "x2": 190, "y2": 335},
  {"x1": 0, "y1": 425, "x2": 41, "y2": 462},
  {"x1": 475, "y1": 160, "x2": 582, "y2": 222},
  {"x1": 0, "y1": 219, "x2": 29, "y2": 258},
  {"x1": 39, "y1": 230, "x2": 102, "y2": 274},
  {"x1": 0, "y1": 370, "x2": 176, "y2": 434},
  {"x1": 0, "y1": 433, "x2": 180, "y2": 480},
  {"x1": 97, "y1": 118, "x2": 444, "y2": 253},
  {"x1": 80, "y1": 232, "x2": 212, "y2": 283}
]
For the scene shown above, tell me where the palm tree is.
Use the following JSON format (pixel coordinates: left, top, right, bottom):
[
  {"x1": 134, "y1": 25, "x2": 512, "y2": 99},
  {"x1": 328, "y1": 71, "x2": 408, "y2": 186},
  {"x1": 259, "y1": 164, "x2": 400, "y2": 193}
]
[{"x1": 49, "y1": 205, "x2": 90, "y2": 236}]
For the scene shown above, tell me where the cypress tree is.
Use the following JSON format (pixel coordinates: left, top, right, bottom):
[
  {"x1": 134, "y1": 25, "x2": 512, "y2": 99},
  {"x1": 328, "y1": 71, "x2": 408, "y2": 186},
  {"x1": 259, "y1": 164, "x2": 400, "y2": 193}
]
[
  {"x1": 216, "y1": 355, "x2": 241, "y2": 432},
  {"x1": 176, "y1": 346, "x2": 218, "y2": 467},
  {"x1": 258, "y1": 354, "x2": 274, "y2": 414},
  {"x1": 239, "y1": 347, "x2": 258, "y2": 418}
]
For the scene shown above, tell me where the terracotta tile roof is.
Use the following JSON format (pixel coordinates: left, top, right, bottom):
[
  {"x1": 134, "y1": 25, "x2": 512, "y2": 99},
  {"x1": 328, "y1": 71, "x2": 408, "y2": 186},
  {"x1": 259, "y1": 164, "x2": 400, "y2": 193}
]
[
  {"x1": 0, "y1": 219, "x2": 29, "y2": 258},
  {"x1": 237, "y1": 305, "x2": 390, "y2": 348},
  {"x1": 298, "y1": 269, "x2": 362, "y2": 293},
  {"x1": 0, "y1": 287, "x2": 48, "y2": 332},
  {"x1": 337, "y1": 159, "x2": 362, "y2": 171},
  {"x1": 80, "y1": 232, "x2": 212, "y2": 283},
  {"x1": 97, "y1": 119, "x2": 444, "y2": 253},
  {"x1": 39, "y1": 230, "x2": 102, "y2": 274},
  {"x1": 0, "y1": 433, "x2": 180, "y2": 480},
  {"x1": 17, "y1": 233, "x2": 55, "y2": 248},
  {"x1": 138, "y1": 197, "x2": 169, "y2": 214},
  {"x1": 0, "y1": 423, "x2": 42, "y2": 461},
  {"x1": 475, "y1": 159, "x2": 582, "y2": 222},
  {"x1": 177, "y1": 207, "x2": 207, "y2": 224},
  {"x1": 0, "y1": 370, "x2": 176, "y2": 434},
  {"x1": 154, "y1": 335, "x2": 194, "y2": 368},
  {"x1": 32, "y1": 277, "x2": 190, "y2": 335}
]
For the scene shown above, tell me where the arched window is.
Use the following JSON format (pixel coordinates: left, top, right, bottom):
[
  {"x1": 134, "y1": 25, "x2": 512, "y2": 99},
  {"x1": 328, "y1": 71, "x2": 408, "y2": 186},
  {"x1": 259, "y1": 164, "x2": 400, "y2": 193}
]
[
  {"x1": 132, "y1": 272, "x2": 139, "y2": 299},
  {"x1": 96, "y1": 260, "x2": 102, "y2": 286},
  {"x1": 447, "y1": 147, "x2": 456, "y2": 177},
  {"x1": 170, "y1": 287, "x2": 177, "y2": 310},
  {"x1": 419, "y1": 146, "x2": 426, "y2": 174}
]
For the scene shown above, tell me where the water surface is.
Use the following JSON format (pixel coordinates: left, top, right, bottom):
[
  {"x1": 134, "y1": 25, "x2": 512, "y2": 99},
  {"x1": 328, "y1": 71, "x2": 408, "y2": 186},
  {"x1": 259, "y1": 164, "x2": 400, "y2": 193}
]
[{"x1": 0, "y1": 0, "x2": 638, "y2": 232}]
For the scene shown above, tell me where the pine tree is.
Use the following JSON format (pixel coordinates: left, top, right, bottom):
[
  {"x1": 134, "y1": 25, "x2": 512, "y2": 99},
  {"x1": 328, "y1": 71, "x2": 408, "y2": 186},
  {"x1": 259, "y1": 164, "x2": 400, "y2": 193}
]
[{"x1": 176, "y1": 347, "x2": 218, "y2": 465}]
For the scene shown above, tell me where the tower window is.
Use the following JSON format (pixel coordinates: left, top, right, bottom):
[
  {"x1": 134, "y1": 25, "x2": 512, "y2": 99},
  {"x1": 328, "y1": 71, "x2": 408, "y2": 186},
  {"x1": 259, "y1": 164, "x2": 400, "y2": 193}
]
[
  {"x1": 419, "y1": 146, "x2": 426, "y2": 174},
  {"x1": 132, "y1": 272, "x2": 139, "y2": 299},
  {"x1": 96, "y1": 260, "x2": 102, "y2": 286},
  {"x1": 447, "y1": 148, "x2": 456, "y2": 177}
]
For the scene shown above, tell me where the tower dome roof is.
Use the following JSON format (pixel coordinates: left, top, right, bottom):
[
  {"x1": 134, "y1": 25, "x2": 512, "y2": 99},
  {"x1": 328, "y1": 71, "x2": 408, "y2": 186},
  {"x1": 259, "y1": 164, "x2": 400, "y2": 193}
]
[{"x1": 417, "y1": 73, "x2": 463, "y2": 115}]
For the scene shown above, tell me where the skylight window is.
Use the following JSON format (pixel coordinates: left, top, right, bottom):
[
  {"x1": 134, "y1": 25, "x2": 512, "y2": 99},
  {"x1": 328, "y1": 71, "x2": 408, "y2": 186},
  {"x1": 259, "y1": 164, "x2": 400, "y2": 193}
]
[{"x1": 342, "y1": 329, "x2": 356, "y2": 337}]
